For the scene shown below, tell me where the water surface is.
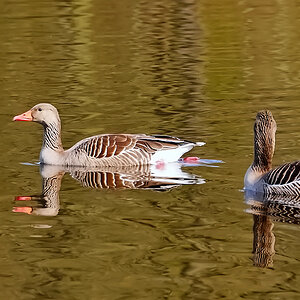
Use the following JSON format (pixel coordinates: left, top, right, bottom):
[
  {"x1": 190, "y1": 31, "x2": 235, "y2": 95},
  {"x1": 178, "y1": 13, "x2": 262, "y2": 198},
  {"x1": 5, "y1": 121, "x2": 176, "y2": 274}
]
[{"x1": 1, "y1": 0, "x2": 300, "y2": 299}]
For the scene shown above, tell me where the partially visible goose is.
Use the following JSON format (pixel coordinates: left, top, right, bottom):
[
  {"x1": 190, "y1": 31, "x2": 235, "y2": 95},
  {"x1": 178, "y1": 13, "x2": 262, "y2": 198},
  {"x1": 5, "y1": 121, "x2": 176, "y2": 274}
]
[
  {"x1": 244, "y1": 110, "x2": 300, "y2": 196},
  {"x1": 13, "y1": 103, "x2": 205, "y2": 167}
]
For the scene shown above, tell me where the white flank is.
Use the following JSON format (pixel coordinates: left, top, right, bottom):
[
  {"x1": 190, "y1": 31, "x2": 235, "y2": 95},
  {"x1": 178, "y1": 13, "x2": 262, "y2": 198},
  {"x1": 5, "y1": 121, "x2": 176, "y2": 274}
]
[{"x1": 150, "y1": 144, "x2": 194, "y2": 164}]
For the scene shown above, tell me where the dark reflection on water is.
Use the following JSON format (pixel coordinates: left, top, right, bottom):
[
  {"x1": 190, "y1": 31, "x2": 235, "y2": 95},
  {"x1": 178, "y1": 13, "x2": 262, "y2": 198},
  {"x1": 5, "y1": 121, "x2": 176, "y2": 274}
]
[
  {"x1": 245, "y1": 190, "x2": 300, "y2": 268},
  {"x1": 130, "y1": 0, "x2": 206, "y2": 135},
  {"x1": 14, "y1": 163, "x2": 205, "y2": 217}
]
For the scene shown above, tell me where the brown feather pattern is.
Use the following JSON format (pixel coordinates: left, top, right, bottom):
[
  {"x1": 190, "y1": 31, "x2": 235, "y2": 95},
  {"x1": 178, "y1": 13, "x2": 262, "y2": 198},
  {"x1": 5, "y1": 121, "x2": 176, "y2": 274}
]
[
  {"x1": 253, "y1": 110, "x2": 276, "y2": 172},
  {"x1": 69, "y1": 134, "x2": 193, "y2": 166}
]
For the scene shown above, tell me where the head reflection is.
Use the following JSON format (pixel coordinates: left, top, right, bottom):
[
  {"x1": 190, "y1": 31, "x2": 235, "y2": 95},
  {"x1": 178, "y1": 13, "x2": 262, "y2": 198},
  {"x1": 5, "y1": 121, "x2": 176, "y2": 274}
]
[{"x1": 14, "y1": 163, "x2": 205, "y2": 217}]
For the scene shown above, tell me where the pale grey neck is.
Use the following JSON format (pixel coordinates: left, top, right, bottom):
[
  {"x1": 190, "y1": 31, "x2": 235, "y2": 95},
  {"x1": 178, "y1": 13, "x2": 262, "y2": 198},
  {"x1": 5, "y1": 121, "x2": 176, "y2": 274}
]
[{"x1": 42, "y1": 122, "x2": 63, "y2": 151}]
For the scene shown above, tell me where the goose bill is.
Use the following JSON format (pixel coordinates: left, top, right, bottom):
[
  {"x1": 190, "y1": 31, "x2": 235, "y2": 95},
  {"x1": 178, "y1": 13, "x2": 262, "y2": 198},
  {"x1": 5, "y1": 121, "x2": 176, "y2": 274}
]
[{"x1": 13, "y1": 110, "x2": 33, "y2": 121}]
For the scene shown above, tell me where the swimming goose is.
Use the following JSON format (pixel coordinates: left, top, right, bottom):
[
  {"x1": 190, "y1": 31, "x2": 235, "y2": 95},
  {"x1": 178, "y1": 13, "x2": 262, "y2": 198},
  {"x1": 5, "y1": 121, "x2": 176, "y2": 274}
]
[
  {"x1": 244, "y1": 110, "x2": 300, "y2": 196},
  {"x1": 13, "y1": 103, "x2": 205, "y2": 167}
]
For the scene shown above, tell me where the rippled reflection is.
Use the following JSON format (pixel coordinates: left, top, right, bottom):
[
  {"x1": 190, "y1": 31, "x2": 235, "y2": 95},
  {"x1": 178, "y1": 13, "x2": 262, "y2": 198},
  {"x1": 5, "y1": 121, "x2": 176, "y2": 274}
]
[
  {"x1": 14, "y1": 163, "x2": 205, "y2": 217},
  {"x1": 130, "y1": 0, "x2": 205, "y2": 135},
  {"x1": 245, "y1": 190, "x2": 300, "y2": 268}
]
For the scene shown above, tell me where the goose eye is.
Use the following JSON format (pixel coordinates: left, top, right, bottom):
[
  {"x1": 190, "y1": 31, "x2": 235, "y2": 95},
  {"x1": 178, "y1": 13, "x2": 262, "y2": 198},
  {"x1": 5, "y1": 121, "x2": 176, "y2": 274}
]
[{"x1": 38, "y1": 108, "x2": 42, "y2": 112}]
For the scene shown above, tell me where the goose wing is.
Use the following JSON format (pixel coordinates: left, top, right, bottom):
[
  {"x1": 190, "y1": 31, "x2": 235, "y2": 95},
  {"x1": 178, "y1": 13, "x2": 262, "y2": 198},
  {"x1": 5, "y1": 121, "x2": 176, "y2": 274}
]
[
  {"x1": 71, "y1": 134, "x2": 138, "y2": 158},
  {"x1": 135, "y1": 134, "x2": 194, "y2": 153},
  {"x1": 70, "y1": 134, "x2": 194, "y2": 159},
  {"x1": 263, "y1": 161, "x2": 300, "y2": 185}
]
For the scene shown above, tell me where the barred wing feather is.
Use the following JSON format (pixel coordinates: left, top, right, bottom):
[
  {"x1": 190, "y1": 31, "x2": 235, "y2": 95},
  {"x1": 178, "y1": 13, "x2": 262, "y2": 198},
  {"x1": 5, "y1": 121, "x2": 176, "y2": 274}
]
[
  {"x1": 263, "y1": 161, "x2": 300, "y2": 196},
  {"x1": 72, "y1": 134, "x2": 137, "y2": 158},
  {"x1": 70, "y1": 134, "x2": 194, "y2": 160},
  {"x1": 264, "y1": 161, "x2": 300, "y2": 185}
]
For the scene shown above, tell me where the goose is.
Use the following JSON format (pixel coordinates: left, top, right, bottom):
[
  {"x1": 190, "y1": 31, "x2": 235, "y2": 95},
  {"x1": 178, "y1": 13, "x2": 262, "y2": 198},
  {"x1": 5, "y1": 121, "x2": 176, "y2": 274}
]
[
  {"x1": 244, "y1": 110, "x2": 300, "y2": 196},
  {"x1": 13, "y1": 103, "x2": 205, "y2": 167}
]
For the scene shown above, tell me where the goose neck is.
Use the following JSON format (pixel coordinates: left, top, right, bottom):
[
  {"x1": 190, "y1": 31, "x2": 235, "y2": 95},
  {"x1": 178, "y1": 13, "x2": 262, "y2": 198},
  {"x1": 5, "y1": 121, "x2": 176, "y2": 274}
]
[
  {"x1": 252, "y1": 131, "x2": 274, "y2": 172},
  {"x1": 42, "y1": 122, "x2": 64, "y2": 152}
]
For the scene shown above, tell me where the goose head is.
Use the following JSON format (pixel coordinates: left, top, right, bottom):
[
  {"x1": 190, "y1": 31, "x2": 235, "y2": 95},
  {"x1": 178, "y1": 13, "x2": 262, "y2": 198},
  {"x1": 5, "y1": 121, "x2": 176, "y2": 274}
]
[
  {"x1": 254, "y1": 110, "x2": 277, "y2": 135},
  {"x1": 13, "y1": 103, "x2": 60, "y2": 127}
]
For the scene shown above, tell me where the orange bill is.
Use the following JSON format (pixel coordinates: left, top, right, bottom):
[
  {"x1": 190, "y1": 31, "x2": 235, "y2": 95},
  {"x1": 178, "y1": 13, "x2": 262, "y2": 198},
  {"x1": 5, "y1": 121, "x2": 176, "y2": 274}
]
[{"x1": 13, "y1": 109, "x2": 32, "y2": 121}]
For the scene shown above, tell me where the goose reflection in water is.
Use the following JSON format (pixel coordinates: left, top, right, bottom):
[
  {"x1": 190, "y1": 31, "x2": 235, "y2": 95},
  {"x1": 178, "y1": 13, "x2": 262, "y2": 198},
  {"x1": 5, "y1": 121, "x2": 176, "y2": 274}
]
[
  {"x1": 14, "y1": 162, "x2": 206, "y2": 217},
  {"x1": 245, "y1": 190, "x2": 300, "y2": 268}
]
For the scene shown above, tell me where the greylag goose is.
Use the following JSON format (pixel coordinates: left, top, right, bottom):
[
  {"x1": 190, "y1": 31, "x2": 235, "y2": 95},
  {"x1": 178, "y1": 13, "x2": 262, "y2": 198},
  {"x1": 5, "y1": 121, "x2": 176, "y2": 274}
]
[
  {"x1": 244, "y1": 110, "x2": 300, "y2": 196},
  {"x1": 13, "y1": 103, "x2": 205, "y2": 167}
]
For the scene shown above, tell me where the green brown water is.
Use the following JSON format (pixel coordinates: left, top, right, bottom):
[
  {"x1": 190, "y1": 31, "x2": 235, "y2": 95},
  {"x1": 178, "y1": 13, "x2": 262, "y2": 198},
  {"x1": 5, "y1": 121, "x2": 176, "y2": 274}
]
[{"x1": 1, "y1": 0, "x2": 300, "y2": 299}]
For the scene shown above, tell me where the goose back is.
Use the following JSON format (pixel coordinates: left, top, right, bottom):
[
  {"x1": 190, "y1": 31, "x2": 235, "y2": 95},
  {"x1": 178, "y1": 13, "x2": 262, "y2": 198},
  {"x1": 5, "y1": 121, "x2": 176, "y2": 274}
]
[{"x1": 262, "y1": 161, "x2": 300, "y2": 196}]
